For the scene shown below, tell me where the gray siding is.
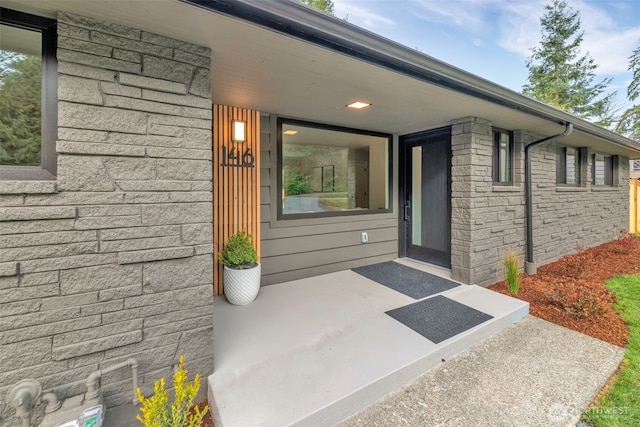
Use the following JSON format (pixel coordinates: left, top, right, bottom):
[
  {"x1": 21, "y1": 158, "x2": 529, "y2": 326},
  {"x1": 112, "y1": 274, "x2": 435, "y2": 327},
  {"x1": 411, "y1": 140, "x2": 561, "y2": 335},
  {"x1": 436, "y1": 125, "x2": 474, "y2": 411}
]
[
  {"x1": 530, "y1": 140, "x2": 629, "y2": 264},
  {"x1": 451, "y1": 117, "x2": 629, "y2": 287},
  {"x1": 259, "y1": 115, "x2": 399, "y2": 285},
  {"x1": 450, "y1": 117, "x2": 526, "y2": 287},
  {"x1": 0, "y1": 13, "x2": 213, "y2": 425}
]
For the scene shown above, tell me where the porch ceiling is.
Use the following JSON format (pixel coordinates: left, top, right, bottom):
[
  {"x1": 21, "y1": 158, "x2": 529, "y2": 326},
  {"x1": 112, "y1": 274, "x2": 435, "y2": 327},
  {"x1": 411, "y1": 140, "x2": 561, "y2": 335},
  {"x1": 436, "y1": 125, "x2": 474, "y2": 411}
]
[{"x1": 5, "y1": 0, "x2": 640, "y2": 157}]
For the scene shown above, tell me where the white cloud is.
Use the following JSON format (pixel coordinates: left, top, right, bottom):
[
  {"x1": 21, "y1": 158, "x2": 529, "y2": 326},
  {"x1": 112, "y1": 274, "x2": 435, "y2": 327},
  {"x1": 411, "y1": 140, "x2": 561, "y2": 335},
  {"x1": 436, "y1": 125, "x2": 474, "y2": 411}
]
[
  {"x1": 496, "y1": 0, "x2": 640, "y2": 75},
  {"x1": 333, "y1": 0, "x2": 639, "y2": 79},
  {"x1": 333, "y1": 0, "x2": 396, "y2": 29},
  {"x1": 496, "y1": 1, "x2": 546, "y2": 57},
  {"x1": 410, "y1": 0, "x2": 489, "y2": 30}
]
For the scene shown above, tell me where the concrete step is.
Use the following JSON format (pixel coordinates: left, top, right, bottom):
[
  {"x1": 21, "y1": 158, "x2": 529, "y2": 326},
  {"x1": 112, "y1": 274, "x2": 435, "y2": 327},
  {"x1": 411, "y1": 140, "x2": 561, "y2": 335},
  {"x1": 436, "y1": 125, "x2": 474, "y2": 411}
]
[{"x1": 208, "y1": 270, "x2": 528, "y2": 427}]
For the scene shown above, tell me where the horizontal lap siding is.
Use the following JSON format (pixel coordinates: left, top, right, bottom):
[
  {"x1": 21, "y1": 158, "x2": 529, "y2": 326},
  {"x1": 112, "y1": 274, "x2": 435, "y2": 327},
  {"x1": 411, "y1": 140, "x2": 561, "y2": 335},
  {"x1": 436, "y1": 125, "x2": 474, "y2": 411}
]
[{"x1": 259, "y1": 115, "x2": 398, "y2": 286}]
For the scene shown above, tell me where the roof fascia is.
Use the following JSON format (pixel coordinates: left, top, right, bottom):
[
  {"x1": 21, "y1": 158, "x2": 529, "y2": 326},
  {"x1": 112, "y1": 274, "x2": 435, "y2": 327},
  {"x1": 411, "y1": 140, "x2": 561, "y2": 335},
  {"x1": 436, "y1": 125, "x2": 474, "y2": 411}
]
[{"x1": 182, "y1": 0, "x2": 640, "y2": 154}]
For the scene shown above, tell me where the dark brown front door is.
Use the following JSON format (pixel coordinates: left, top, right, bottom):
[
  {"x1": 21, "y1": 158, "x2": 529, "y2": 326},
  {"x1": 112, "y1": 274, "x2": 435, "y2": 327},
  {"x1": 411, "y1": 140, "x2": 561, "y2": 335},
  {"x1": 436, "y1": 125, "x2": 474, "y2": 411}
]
[{"x1": 401, "y1": 128, "x2": 451, "y2": 268}]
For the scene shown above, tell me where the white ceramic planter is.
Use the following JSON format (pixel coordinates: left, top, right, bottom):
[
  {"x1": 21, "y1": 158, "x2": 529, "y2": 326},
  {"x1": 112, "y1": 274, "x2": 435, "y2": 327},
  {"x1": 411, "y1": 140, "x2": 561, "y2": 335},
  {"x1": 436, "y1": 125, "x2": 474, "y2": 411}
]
[{"x1": 223, "y1": 263, "x2": 261, "y2": 305}]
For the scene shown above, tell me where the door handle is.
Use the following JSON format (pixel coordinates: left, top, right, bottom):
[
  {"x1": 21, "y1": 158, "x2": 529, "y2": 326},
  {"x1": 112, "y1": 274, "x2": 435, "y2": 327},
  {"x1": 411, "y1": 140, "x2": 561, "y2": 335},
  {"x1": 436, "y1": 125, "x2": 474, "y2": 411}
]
[{"x1": 404, "y1": 201, "x2": 411, "y2": 221}]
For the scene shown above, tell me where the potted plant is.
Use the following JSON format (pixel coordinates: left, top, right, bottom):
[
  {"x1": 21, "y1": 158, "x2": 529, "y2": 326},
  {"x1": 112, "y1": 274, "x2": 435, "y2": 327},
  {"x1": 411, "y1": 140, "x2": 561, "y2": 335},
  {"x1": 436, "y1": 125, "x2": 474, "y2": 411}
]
[{"x1": 218, "y1": 231, "x2": 260, "y2": 305}]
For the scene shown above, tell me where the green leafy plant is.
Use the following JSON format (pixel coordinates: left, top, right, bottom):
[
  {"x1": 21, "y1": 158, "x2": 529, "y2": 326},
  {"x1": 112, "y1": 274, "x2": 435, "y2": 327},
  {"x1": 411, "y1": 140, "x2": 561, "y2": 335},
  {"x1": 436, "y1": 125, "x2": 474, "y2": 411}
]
[
  {"x1": 285, "y1": 173, "x2": 309, "y2": 196},
  {"x1": 218, "y1": 231, "x2": 258, "y2": 269},
  {"x1": 504, "y1": 251, "x2": 520, "y2": 295},
  {"x1": 136, "y1": 355, "x2": 209, "y2": 427}
]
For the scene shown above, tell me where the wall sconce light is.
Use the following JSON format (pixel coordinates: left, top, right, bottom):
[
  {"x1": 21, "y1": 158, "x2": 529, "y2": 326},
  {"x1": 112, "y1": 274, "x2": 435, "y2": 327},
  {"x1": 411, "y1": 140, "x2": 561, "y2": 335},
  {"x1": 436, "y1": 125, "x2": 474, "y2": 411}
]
[{"x1": 232, "y1": 120, "x2": 247, "y2": 143}]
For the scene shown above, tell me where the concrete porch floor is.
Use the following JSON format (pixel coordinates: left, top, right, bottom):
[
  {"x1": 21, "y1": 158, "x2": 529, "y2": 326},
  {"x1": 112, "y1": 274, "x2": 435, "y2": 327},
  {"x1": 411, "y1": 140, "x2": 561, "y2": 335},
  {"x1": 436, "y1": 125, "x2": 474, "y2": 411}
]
[{"x1": 208, "y1": 259, "x2": 529, "y2": 427}]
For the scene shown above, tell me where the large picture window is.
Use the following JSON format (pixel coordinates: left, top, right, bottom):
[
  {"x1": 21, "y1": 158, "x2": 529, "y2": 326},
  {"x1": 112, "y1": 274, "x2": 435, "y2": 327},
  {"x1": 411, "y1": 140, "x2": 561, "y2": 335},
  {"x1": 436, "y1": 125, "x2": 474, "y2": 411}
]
[
  {"x1": 0, "y1": 8, "x2": 57, "y2": 179},
  {"x1": 278, "y1": 119, "x2": 392, "y2": 219}
]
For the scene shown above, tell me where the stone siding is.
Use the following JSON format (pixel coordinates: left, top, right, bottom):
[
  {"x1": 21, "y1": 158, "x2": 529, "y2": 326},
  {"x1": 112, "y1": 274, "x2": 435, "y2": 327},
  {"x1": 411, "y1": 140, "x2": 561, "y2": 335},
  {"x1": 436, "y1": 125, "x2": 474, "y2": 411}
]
[
  {"x1": 451, "y1": 117, "x2": 629, "y2": 287},
  {"x1": 0, "y1": 12, "x2": 213, "y2": 425},
  {"x1": 451, "y1": 118, "x2": 526, "y2": 286},
  {"x1": 529, "y1": 138, "x2": 629, "y2": 264}
]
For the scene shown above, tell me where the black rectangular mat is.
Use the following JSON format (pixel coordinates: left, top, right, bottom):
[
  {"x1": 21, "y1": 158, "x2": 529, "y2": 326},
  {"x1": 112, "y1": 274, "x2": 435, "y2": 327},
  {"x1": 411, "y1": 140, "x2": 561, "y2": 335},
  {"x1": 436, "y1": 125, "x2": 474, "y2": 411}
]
[
  {"x1": 352, "y1": 261, "x2": 460, "y2": 299},
  {"x1": 386, "y1": 295, "x2": 493, "y2": 344}
]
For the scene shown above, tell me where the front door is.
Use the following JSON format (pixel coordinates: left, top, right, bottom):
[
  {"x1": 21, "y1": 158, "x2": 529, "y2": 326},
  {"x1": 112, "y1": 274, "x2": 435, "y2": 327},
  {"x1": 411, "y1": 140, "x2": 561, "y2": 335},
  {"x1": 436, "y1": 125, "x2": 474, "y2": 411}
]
[{"x1": 401, "y1": 128, "x2": 451, "y2": 268}]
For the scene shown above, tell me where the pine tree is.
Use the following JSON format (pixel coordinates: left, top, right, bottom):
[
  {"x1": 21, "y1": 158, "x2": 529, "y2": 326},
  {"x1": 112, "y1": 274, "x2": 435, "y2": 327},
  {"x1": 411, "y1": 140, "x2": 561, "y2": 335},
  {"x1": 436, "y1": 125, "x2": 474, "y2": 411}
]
[
  {"x1": 616, "y1": 40, "x2": 640, "y2": 140},
  {"x1": 523, "y1": 0, "x2": 616, "y2": 128}
]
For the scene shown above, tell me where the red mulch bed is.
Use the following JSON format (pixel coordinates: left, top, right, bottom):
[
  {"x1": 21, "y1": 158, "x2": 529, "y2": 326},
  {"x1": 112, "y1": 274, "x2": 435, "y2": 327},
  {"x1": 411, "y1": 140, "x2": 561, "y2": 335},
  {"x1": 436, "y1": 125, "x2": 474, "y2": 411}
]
[{"x1": 489, "y1": 234, "x2": 640, "y2": 348}]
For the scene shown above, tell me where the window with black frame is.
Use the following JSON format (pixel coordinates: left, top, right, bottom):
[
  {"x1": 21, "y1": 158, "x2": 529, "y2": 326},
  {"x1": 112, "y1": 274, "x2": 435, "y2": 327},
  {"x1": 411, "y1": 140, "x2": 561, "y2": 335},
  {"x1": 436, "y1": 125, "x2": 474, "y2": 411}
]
[
  {"x1": 556, "y1": 146, "x2": 581, "y2": 185},
  {"x1": 592, "y1": 153, "x2": 614, "y2": 186},
  {"x1": 278, "y1": 119, "x2": 391, "y2": 218},
  {"x1": 0, "y1": 8, "x2": 57, "y2": 179},
  {"x1": 492, "y1": 128, "x2": 513, "y2": 184}
]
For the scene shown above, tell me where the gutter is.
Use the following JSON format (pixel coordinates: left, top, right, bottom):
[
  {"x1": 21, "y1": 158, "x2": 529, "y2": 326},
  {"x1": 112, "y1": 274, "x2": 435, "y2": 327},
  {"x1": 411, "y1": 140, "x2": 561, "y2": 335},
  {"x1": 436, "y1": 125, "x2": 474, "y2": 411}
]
[
  {"x1": 182, "y1": 0, "x2": 640, "y2": 155},
  {"x1": 524, "y1": 123, "x2": 573, "y2": 275}
]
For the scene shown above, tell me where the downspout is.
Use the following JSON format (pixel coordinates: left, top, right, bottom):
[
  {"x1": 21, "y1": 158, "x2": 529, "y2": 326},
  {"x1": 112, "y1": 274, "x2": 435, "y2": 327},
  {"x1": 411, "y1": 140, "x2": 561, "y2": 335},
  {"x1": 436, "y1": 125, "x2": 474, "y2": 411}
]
[{"x1": 525, "y1": 122, "x2": 573, "y2": 275}]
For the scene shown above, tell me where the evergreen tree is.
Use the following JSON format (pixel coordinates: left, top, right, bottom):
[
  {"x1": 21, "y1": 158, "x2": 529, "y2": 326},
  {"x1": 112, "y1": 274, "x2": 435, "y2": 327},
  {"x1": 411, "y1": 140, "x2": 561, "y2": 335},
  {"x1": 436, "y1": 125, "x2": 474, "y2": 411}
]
[
  {"x1": 298, "y1": 0, "x2": 335, "y2": 16},
  {"x1": 616, "y1": 40, "x2": 640, "y2": 140},
  {"x1": 0, "y1": 52, "x2": 42, "y2": 165},
  {"x1": 523, "y1": 0, "x2": 616, "y2": 127}
]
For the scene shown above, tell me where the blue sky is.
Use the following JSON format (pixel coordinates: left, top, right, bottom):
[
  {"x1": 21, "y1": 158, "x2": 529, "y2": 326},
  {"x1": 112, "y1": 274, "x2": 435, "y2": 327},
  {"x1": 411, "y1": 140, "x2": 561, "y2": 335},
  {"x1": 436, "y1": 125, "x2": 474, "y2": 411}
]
[{"x1": 333, "y1": 0, "x2": 640, "y2": 108}]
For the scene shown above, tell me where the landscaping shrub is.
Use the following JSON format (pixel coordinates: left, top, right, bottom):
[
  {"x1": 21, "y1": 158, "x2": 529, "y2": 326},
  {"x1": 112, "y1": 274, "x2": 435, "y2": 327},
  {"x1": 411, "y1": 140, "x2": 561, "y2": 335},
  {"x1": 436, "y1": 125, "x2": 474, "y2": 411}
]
[
  {"x1": 545, "y1": 281, "x2": 612, "y2": 319},
  {"x1": 504, "y1": 251, "x2": 520, "y2": 295},
  {"x1": 136, "y1": 355, "x2": 209, "y2": 427}
]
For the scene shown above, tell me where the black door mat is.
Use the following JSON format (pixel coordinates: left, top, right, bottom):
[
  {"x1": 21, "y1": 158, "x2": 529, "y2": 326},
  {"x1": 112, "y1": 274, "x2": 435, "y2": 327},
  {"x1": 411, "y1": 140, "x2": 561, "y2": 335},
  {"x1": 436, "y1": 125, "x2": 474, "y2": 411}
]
[
  {"x1": 385, "y1": 295, "x2": 493, "y2": 344},
  {"x1": 352, "y1": 261, "x2": 460, "y2": 299}
]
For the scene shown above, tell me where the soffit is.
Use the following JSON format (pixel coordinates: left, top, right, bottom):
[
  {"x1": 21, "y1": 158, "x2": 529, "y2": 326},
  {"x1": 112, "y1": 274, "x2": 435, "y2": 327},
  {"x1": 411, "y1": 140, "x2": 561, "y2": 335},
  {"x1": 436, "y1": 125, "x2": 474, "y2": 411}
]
[{"x1": 4, "y1": 0, "x2": 638, "y2": 157}]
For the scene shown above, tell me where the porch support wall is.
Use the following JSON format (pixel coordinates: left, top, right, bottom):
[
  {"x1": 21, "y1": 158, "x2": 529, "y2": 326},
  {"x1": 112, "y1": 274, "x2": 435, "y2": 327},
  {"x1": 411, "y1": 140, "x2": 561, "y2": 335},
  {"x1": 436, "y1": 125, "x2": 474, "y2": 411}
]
[
  {"x1": 0, "y1": 12, "x2": 213, "y2": 425},
  {"x1": 450, "y1": 117, "x2": 526, "y2": 287}
]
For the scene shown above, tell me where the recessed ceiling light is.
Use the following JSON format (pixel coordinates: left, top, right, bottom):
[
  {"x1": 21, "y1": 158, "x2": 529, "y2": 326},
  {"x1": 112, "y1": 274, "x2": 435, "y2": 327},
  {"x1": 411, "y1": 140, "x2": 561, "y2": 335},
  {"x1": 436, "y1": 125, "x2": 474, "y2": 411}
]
[
  {"x1": 346, "y1": 101, "x2": 371, "y2": 109},
  {"x1": 283, "y1": 130, "x2": 298, "y2": 135}
]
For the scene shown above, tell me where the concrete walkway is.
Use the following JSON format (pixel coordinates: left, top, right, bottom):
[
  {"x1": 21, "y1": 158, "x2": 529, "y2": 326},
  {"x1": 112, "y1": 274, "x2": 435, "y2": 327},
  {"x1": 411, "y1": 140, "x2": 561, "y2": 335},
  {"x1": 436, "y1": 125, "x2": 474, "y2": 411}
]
[{"x1": 340, "y1": 316, "x2": 625, "y2": 427}]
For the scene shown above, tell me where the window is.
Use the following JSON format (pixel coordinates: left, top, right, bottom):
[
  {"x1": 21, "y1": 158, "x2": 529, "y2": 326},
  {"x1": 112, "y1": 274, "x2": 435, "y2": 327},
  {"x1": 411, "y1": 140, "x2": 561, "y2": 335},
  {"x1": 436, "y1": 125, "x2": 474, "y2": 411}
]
[
  {"x1": 592, "y1": 154, "x2": 614, "y2": 186},
  {"x1": 278, "y1": 119, "x2": 392, "y2": 219},
  {"x1": 492, "y1": 128, "x2": 513, "y2": 184},
  {"x1": 0, "y1": 8, "x2": 57, "y2": 180},
  {"x1": 556, "y1": 146, "x2": 581, "y2": 185}
]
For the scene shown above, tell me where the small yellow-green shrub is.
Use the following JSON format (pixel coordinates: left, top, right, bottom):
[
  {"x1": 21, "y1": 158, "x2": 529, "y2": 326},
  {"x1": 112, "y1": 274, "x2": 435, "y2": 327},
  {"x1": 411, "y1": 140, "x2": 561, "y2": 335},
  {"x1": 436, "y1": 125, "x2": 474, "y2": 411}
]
[{"x1": 136, "y1": 355, "x2": 209, "y2": 427}]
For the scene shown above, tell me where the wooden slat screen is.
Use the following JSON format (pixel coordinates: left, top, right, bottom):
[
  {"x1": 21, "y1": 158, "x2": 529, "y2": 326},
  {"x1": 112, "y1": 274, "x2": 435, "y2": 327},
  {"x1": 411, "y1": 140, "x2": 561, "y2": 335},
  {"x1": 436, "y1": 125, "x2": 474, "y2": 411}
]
[{"x1": 213, "y1": 105, "x2": 261, "y2": 296}]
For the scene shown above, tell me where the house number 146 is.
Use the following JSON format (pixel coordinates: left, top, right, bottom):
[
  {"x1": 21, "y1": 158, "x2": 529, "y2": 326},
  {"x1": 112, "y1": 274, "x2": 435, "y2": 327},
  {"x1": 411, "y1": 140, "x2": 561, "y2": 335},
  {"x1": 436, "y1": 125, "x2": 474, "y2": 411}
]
[{"x1": 220, "y1": 146, "x2": 255, "y2": 168}]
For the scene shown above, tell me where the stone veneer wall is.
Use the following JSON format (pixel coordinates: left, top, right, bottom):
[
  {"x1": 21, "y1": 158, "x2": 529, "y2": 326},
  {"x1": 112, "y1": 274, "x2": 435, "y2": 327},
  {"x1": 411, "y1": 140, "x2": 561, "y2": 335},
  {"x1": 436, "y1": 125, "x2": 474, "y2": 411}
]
[
  {"x1": 529, "y1": 136, "x2": 629, "y2": 263},
  {"x1": 450, "y1": 117, "x2": 526, "y2": 286},
  {"x1": 451, "y1": 117, "x2": 629, "y2": 287},
  {"x1": 0, "y1": 12, "x2": 213, "y2": 425}
]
